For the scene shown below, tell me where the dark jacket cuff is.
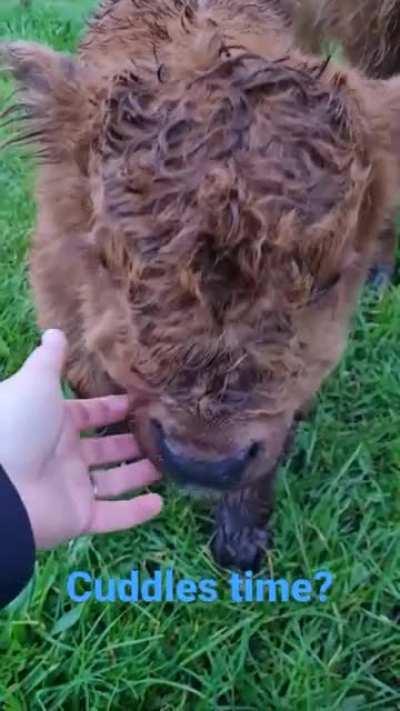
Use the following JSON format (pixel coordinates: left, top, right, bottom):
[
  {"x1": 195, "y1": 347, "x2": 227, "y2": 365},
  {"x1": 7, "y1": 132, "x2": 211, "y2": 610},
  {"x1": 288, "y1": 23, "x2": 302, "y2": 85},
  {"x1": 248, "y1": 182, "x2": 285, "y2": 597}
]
[{"x1": 0, "y1": 463, "x2": 36, "y2": 609}]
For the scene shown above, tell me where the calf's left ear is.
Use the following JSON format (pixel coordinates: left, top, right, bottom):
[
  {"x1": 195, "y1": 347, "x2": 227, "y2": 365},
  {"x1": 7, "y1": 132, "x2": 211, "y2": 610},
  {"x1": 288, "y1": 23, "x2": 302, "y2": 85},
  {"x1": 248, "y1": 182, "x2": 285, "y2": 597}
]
[{"x1": 0, "y1": 41, "x2": 95, "y2": 166}]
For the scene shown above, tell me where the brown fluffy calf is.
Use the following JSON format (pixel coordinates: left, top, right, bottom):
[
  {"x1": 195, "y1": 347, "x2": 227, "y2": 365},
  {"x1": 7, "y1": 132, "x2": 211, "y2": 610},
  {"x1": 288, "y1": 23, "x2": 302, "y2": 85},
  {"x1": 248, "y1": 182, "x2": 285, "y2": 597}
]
[{"x1": 1, "y1": 0, "x2": 400, "y2": 569}]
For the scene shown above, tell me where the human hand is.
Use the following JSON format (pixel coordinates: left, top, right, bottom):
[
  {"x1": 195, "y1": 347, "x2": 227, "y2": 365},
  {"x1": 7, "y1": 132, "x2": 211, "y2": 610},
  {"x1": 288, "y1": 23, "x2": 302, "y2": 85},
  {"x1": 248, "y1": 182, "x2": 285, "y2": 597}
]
[{"x1": 0, "y1": 330, "x2": 163, "y2": 549}]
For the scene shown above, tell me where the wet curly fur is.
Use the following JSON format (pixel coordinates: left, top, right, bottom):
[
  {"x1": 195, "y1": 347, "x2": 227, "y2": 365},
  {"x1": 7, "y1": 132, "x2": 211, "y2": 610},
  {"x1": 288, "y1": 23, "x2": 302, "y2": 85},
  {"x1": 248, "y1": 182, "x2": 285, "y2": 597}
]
[
  {"x1": 95, "y1": 54, "x2": 369, "y2": 403},
  {"x1": 1, "y1": 0, "x2": 400, "y2": 569}
]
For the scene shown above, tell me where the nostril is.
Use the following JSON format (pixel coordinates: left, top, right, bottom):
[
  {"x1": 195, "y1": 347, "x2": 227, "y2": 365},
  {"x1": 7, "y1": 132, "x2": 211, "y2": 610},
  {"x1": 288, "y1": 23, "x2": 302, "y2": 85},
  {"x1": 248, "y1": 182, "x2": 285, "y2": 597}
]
[
  {"x1": 151, "y1": 418, "x2": 163, "y2": 440},
  {"x1": 248, "y1": 442, "x2": 260, "y2": 460}
]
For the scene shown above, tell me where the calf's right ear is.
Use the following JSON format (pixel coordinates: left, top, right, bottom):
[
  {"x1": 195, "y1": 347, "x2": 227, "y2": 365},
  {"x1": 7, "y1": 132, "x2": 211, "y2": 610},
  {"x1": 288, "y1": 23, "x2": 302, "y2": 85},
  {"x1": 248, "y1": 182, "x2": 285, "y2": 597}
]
[{"x1": 0, "y1": 41, "x2": 95, "y2": 166}]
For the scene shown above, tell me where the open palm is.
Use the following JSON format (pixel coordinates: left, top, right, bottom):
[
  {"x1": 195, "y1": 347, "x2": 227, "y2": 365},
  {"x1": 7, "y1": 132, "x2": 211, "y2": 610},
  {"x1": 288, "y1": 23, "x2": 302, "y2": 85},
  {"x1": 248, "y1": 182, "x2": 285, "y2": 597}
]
[{"x1": 0, "y1": 330, "x2": 163, "y2": 550}]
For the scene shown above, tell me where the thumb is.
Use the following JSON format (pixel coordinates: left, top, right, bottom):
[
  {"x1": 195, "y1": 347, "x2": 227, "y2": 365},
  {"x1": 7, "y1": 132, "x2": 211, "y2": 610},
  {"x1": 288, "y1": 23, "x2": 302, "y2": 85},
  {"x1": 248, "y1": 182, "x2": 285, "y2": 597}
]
[{"x1": 22, "y1": 329, "x2": 68, "y2": 378}]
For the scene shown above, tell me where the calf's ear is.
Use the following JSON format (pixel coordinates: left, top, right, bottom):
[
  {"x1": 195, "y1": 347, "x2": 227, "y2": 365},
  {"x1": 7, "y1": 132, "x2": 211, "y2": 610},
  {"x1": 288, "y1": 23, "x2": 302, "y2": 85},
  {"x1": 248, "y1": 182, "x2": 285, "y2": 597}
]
[{"x1": 0, "y1": 41, "x2": 95, "y2": 166}]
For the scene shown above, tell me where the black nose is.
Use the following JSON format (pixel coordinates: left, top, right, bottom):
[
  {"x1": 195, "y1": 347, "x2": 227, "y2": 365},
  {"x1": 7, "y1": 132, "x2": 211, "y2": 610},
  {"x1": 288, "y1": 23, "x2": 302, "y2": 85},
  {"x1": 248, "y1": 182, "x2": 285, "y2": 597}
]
[{"x1": 153, "y1": 421, "x2": 259, "y2": 490}]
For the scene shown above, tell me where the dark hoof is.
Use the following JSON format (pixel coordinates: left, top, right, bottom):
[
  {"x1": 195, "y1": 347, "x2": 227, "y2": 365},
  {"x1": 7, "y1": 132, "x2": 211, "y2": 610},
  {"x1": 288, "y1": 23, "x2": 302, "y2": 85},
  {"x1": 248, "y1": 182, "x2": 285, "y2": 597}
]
[
  {"x1": 367, "y1": 264, "x2": 394, "y2": 291},
  {"x1": 211, "y1": 523, "x2": 270, "y2": 572}
]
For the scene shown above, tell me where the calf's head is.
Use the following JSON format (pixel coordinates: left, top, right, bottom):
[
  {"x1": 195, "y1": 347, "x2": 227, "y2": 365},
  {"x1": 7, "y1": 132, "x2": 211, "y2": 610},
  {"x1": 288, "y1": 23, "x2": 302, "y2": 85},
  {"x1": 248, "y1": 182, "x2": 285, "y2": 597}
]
[{"x1": 2, "y1": 42, "x2": 400, "y2": 491}]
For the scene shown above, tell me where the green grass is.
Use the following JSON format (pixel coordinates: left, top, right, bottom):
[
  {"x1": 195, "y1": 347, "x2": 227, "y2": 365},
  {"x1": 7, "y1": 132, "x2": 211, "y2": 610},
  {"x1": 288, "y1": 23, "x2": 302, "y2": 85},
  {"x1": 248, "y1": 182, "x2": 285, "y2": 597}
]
[{"x1": 0, "y1": 3, "x2": 400, "y2": 709}]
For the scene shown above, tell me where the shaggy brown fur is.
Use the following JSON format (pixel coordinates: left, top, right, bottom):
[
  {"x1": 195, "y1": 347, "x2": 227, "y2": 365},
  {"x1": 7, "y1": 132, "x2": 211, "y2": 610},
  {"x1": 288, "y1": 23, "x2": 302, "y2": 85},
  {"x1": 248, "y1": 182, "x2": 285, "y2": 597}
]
[
  {"x1": 1, "y1": 0, "x2": 400, "y2": 569},
  {"x1": 295, "y1": 0, "x2": 400, "y2": 78},
  {"x1": 294, "y1": 0, "x2": 400, "y2": 283}
]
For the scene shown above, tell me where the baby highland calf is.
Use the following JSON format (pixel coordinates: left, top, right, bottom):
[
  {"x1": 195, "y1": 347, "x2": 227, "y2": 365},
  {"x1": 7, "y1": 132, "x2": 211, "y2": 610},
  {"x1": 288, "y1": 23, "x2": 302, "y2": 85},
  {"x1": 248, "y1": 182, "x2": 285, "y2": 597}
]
[{"x1": 1, "y1": 0, "x2": 400, "y2": 570}]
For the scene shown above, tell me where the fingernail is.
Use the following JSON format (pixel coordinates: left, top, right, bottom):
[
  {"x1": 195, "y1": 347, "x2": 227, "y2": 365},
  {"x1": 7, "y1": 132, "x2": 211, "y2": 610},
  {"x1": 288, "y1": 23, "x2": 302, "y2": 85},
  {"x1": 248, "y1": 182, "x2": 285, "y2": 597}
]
[
  {"x1": 147, "y1": 493, "x2": 163, "y2": 514},
  {"x1": 112, "y1": 394, "x2": 129, "y2": 409},
  {"x1": 41, "y1": 329, "x2": 66, "y2": 347}
]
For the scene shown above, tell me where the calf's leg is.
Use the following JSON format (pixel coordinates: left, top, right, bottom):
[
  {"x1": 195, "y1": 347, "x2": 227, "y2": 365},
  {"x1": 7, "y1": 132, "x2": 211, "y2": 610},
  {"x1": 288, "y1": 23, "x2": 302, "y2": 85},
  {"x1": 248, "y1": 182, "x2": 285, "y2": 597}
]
[
  {"x1": 211, "y1": 477, "x2": 274, "y2": 572},
  {"x1": 368, "y1": 219, "x2": 397, "y2": 290}
]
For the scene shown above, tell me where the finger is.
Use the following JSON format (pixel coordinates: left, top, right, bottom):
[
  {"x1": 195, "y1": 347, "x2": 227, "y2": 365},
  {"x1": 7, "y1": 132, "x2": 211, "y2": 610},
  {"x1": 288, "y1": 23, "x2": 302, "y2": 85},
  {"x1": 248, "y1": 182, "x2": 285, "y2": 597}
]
[
  {"x1": 67, "y1": 395, "x2": 129, "y2": 431},
  {"x1": 22, "y1": 329, "x2": 68, "y2": 377},
  {"x1": 91, "y1": 460, "x2": 161, "y2": 498},
  {"x1": 81, "y1": 433, "x2": 140, "y2": 467},
  {"x1": 88, "y1": 493, "x2": 163, "y2": 533}
]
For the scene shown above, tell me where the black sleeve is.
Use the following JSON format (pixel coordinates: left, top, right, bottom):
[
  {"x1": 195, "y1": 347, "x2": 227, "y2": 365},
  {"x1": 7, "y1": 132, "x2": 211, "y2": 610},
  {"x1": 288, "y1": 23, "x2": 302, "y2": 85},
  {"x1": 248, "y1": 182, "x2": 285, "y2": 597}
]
[{"x1": 0, "y1": 463, "x2": 36, "y2": 610}]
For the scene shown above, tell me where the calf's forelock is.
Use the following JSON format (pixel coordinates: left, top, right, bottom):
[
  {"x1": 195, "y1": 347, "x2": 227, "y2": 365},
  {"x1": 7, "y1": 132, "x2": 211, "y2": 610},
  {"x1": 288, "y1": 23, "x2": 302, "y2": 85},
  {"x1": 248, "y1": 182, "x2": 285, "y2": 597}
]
[{"x1": 86, "y1": 53, "x2": 372, "y2": 411}]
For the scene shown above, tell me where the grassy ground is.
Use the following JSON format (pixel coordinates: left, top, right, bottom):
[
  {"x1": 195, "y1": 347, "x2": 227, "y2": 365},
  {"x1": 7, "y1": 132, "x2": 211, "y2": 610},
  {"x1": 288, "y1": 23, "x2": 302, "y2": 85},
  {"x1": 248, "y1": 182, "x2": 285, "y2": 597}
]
[{"x1": 0, "y1": 2, "x2": 400, "y2": 709}]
